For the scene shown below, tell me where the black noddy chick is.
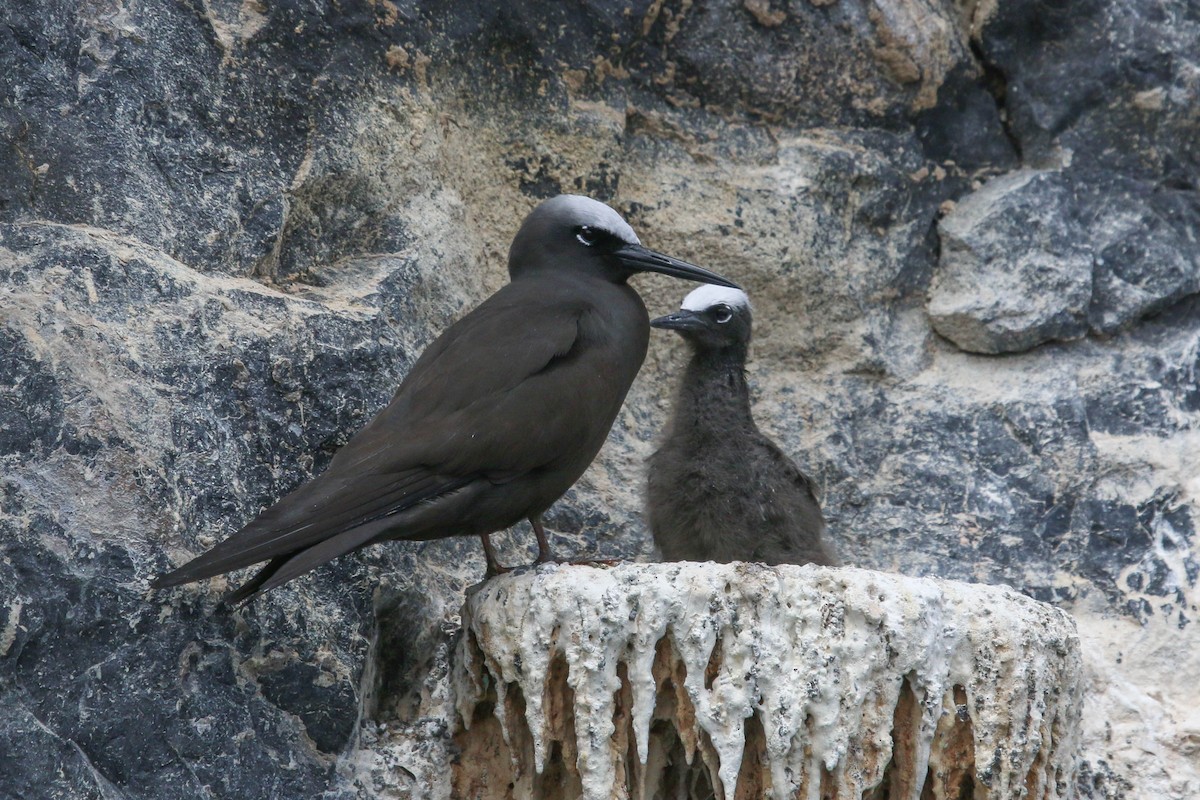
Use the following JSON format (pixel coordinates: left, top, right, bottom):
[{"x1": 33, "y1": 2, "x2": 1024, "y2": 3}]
[
  {"x1": 646, "y1": 285, "x2": 837, "y2": 566},
  {"x1": 154, "y1": 195, "x2": 739, "y2": 603}
]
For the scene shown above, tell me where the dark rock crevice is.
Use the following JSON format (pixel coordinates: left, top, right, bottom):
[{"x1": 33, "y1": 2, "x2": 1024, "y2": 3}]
[{"x1": 967, "y1": 38, "x2": 1023, "y2": 165}]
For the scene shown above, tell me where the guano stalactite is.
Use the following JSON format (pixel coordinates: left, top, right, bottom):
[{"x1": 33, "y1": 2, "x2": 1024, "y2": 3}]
[{"x1": 452, "y1": 563, "x2": 1082, "y2": 800}]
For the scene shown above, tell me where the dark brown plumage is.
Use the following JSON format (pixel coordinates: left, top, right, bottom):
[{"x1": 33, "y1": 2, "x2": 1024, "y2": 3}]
[
  {"x1": 153, "y1": 195, "x2": 739, "y2": 603},
  {"x1": 647, "y1": 285, "x2": 838, "y2": 566}
]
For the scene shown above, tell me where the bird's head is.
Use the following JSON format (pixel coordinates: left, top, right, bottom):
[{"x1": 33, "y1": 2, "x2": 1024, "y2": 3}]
[
  {"x1": 507, "y1": 195, "x2": 740, "y2": 289},
  {"x1": 651, "y1": 284, "x2": 753, "y2": 351}
]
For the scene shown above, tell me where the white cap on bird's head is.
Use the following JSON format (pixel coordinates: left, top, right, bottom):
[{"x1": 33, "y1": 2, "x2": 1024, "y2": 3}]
[{"x1": 680, "y1": 284, "x2": 752, "y2": 313}]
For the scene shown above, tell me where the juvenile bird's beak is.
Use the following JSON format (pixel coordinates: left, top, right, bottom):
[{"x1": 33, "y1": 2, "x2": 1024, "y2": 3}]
[
  {"x1": 615, "y1": 244, "x2": 741, "y2": 289},
  {"x1": 650, "y1": 310, "x2": 708, "y2": 331}
]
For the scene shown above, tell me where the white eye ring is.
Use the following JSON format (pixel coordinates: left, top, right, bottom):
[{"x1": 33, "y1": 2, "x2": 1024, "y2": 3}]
[
  {"x1": 713, "y1": 304, "x2": 733, "y2": 324},
  {"x1": 576, "y1": 226, "x2": 599, "y2": 246}
]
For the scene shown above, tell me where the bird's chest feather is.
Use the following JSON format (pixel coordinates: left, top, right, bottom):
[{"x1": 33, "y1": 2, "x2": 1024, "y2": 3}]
[
  {"x1": 656, "y1": 428, "x2": 756, "y2": 491},
  {"x1": 578, "y1": 294, "x2": 649, "y2": 381}
]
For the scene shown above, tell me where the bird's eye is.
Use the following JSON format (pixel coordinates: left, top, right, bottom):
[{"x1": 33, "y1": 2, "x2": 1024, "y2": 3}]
[
  {"x1": 713, "y1": 304, "x2": 733, "y2": 324},
  {"x1": 575, "y1": 225, "x2": 600, "y2": 246}
]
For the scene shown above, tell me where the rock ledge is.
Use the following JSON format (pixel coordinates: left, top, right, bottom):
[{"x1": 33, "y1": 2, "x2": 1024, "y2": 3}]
[{"x1": 452, "y1": 563, "x2": 1082, "y2": 800}]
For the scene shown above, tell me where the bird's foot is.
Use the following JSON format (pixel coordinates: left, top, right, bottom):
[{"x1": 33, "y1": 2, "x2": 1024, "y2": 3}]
[
  {"x1": 484, "y1": 562, "x2": 512, "y2": 578},
  {"x1": 567, "y1": 557, "x2": 623, "y2": 568}
]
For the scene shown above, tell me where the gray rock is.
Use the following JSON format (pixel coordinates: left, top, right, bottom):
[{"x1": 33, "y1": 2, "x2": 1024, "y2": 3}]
[
  {"x1": 0, "y1": 222, "x2": 409, "y2": 798},
  {"x1": 928, "y1": 169, "x2": 1093, "y2": 354},
  {"x1": 1082, "y1": 173, "x2": 1200, "y2": 334},
  {"x1": 974, "y1": 0, "x2": 1200, "y2": 336}
]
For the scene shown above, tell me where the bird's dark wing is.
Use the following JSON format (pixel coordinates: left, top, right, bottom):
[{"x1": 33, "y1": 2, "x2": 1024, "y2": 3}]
[
  {"x1": 410, "y1": 295, "x2": 639, "y2": 479},
  {"x1": 325, "y1": 280, "x2": 621, "y2": 480},
  {"x1": 752, "y1": 435, "x2": 838, "y2": 566},
  {"x1": 155, "y1": 282, "x2": 601, "y2": 588},
  {"x1": 773, "y1": 444, "x2": 822, "y2": 504}
]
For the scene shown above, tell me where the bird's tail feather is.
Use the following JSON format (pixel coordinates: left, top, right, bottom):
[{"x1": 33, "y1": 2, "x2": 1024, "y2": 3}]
[
  {"x1": 221, "y1": 556, "x2": 287, "y2": 607},
  {"x1": 153, "y1": 470, "x2": 471, "y2": 589},
  {"x1": 223, "y1": 524, "x2": 385, "y2": 605}
]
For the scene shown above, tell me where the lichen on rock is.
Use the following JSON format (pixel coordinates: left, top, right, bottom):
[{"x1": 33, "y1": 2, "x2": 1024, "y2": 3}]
[{"x1": 453, "y1": 563, "x2": 1082, "y2": 800}]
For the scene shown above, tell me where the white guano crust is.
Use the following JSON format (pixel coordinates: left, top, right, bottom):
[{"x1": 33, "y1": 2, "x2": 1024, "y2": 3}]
[
  {"x1": 680, "y1": 283, "x2": 752, "y2": 312},
  {"x1": 453, "y1": 562, "x2": 1083, "y2": 800}
]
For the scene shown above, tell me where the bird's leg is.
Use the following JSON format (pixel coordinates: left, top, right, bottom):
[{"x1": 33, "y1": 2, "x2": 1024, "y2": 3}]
[
  {"x1": 530, "y1": 515, "x2": 554, "y2": 564},
  {"x1": 480, "y1": 533, "x2": 509, "y2": 577}
]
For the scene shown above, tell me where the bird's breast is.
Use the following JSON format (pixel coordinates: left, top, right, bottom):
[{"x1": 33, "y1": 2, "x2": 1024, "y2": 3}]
[{"x1": 580, "y1": 287, "x2": 649, "y2": 366}]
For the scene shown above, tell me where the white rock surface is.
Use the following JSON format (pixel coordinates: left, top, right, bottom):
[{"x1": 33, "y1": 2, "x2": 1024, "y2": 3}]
[{"x1": 452, "y1": 563, "x2": 1083, "y2": 800}]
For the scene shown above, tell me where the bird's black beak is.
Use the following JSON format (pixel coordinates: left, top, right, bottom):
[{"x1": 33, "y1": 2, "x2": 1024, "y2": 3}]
[
  {"x1": 615, "y1": 244, "x2": 741, "y2": 289},
  {"x1": 650, "y1": 310, "x2": 708, "y2": 332}
]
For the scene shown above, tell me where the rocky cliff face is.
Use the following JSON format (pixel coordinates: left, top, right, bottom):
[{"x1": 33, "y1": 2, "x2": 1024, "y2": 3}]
[{"x1": 1, "y1": 1, "x2": 1196, "y2": 798}]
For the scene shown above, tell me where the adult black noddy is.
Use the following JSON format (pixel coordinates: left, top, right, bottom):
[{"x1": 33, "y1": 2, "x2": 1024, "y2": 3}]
[
  {"x1": 646, "y1": 285, "x2": 838, "y2": 566},
  {"x1": 153, "y1": 195, "x2": 739, "y2": 604}
]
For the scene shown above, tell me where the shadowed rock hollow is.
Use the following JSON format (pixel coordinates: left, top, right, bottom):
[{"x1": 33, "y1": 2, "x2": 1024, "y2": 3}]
[{"x1": 1, "y1": 1, "x2": 1197, "y2": 798}]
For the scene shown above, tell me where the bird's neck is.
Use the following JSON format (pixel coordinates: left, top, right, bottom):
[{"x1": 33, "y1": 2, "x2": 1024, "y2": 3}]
[{"x1": 674, "y1": 345, "x2": 754, "y2": 432}]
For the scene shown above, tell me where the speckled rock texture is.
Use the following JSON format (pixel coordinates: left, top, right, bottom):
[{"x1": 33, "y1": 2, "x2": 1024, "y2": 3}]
[
  {"x1": 1, "y1": 0, "x2": 1196, "y2": 799},
  {"x1": 929, "y1": 169, "x2": 1093, "y2": 353},
  {"x1": 454, "y1": 563, "x2": 1083, "y2": 800}
]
